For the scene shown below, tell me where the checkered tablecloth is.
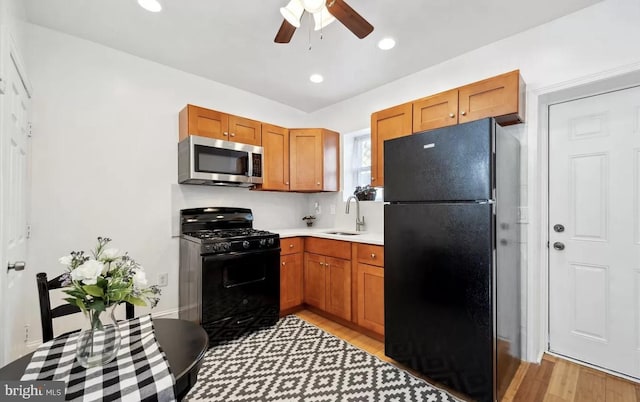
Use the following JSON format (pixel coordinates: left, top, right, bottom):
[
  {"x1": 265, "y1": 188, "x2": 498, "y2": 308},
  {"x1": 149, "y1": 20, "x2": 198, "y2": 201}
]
[{"x1": 21, "y1": 315, "x2": 176, "y2": 401}]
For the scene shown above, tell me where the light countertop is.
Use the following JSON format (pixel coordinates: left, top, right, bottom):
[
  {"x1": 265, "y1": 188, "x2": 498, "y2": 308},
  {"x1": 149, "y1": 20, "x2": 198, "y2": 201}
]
[{"x1": 269, "y1": 228, "x2": 383, "y2": 246}]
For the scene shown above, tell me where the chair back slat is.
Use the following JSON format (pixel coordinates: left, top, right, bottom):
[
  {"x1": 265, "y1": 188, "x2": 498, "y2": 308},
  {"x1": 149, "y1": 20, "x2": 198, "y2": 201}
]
[{"x1": 37, "y1": 272, "x2": 135, "y2": 342}]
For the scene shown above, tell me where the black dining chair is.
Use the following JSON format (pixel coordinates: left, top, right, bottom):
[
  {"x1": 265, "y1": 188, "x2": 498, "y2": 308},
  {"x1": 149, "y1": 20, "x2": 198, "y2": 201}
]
[{"x1": 37, "y1": 272, "x2": 135, "y2": 342}]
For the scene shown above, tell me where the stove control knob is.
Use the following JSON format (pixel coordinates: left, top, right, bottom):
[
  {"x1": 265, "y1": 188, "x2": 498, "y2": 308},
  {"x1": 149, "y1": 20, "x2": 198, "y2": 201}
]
[
  {"x1": 242, "y1": 240, "x2": 250, "y2": 249},
  {"x1": 268, "y1": 238, "x2": 275, "y2": 246},
  {"x1": 204, "y1": 245, "x2": 212, "y2": 252},
  {"x1": 259, "y1": 239, "x2": 266, "y2": 247},
  {"x1": 223, "y1": 242, "x2": 231, "y2": 251}
]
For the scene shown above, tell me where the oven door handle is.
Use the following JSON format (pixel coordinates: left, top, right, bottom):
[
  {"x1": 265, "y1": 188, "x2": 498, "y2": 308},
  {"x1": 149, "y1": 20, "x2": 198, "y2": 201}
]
[{"x1": 203, "y1": 248, "x2": 281, "y2": 262}]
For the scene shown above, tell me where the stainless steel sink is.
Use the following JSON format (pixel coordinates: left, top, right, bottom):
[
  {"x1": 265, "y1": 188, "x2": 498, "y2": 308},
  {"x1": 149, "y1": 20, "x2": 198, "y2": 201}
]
[{"x1": 323, "y1": 231, "x2": 361, "y2": 236}]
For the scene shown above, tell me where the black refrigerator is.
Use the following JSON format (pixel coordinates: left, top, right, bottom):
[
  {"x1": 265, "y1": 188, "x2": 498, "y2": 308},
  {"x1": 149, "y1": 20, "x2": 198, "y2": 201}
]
[{"x1": 384, "y1": 118, "x2": 521, "y2": 402}]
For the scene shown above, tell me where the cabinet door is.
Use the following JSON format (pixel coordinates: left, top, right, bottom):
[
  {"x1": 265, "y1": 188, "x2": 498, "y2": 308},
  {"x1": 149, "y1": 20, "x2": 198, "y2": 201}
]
[
  {"x1": 228, "y1": 115, "x2": 262, "y2": 146},
  {"x1": 370, "y1": 103, "x2": 412, "y2": 187},
  {"x1": 357, "y1": 263, "x2": 384, "y2": 335},
  {"x1": 304, "y1": 253, "x2": 326, "y2": 309},
  {"x1": 179, "y1": 105, "x2": 229, "y2": 141},
  {"x1": 458, "y1": 70, "x2": 523, "y2": 125},
  {"x1": 262, "y1": 124, "x2": 290, "y2": 191},
  {"x1": 325, "y1": 256, "x2": 351, "y2": 321},
  {"x1": 280, "y1": 253, "x2": 303, "y2": 311},
  {"x1": 412, "y1": 89, "x2": 459, "y2": 133},
  {"x1": 290, "y1": 129, "x2": 323, "y2": 191}
]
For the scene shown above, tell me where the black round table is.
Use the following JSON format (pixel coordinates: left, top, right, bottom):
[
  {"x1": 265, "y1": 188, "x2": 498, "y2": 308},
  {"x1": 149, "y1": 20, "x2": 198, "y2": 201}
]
[{"x1": 0, "y1": 318, "x2": 208, "y2": 400}]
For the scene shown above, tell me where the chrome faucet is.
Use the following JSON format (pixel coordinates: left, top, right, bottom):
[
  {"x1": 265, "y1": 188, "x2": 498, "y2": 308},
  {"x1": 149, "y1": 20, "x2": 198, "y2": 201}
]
[{"x1": 345, "y1": 195, "x2": 365, "y2": 232}]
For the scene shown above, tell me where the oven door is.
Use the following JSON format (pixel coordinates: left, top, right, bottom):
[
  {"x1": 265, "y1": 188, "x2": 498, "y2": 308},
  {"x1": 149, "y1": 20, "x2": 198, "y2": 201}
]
[{"x1": 201, "y1": 248, "x2": 280, "y2": 344}]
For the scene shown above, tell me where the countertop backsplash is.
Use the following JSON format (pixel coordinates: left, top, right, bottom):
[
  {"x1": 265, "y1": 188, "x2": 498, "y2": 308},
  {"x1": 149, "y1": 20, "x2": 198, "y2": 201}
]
[{"x1": 307, "y1": 192, "x2": 384, "y2": 234}]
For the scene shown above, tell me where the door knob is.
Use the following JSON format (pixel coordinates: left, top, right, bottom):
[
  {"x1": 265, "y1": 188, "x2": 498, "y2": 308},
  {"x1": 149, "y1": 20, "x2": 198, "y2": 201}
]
[
  {"x1": 553, "y1": 224, "x2": 565, "y2": 233},
  {"x1": 7, "y1": 261, "x2": 25, "y2": 271},
  {"x1": 553, "y1": 242, "x2": 565, "y2": 251}
]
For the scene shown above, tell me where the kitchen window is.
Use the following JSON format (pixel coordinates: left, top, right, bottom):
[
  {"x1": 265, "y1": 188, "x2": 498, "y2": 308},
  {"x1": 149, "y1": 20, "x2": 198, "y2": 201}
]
[{"x1": 343, "y1": 130, "x2": 382, "y2": 201}]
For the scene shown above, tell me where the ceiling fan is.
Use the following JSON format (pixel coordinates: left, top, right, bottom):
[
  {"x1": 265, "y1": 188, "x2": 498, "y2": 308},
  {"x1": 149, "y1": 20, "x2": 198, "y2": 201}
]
[{"x1": 274, "y1": 0, "x2": 374, "y2": 44}]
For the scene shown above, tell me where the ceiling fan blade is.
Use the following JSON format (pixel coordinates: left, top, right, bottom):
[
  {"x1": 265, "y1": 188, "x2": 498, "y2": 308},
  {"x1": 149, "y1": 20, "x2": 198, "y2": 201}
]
[
  {"x1": 274, "y1": 19, "x2": 297, "y2": 43},
  {"x1": 326, "y1": 0, "x2": 373, "y2": 39}
]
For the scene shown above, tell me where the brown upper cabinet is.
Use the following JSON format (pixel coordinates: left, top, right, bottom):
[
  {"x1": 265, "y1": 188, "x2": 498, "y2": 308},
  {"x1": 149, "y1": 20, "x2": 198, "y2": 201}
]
[
  {"x1": 261, "y1": 123, "x2": 290, "y2": 191},
  {"x1": 413, "y1": 89, "x2": 459, "y2": 132},
  {"x1": 289, "y1": 128, "x2": 340, "y2": 192},
  {"x1": 457, "y1": 70, "x2": 525, "y2": 126},
  {"x1": 370, "y1": 103, "x2": 412, "y2": 188},
  {"x1": 179, "y1": 104, "x2": 262, "y2": 146},
  {"x1": 412, "y1": 71, "x2": 524, "y2": 133},
  {"x1": 372, "y1": 70, "x2": 525, "y2": 187}
]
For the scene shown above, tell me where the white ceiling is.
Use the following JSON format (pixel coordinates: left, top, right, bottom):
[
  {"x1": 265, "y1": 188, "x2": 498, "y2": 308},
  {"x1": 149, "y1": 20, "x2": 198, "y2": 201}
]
[{"x1": 24, "y1": 0, "x2": 601, "y2": 112}]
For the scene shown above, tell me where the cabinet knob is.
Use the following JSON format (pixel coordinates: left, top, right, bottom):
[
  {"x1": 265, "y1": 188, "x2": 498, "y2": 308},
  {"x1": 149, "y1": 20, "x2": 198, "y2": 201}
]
[
  {"x1": 317, "y1": 182, "x2": 320, "y2": 186},
  {"x1": 371, "y1": 253, "x2": 376, "y2": 259},
  {"x1": 320, "y1": 262, "x2": 324, "y2": 266},
  {"x1": 371, "y1": 177, "x2": 375, "y2": 181},
  {"x1": 449, "y1": 113, "x2": 455, "y2": 118},
  {"x1": 460, "y1": 111, "x2": 466, "y2": 116},
  {"x1": 282, "y1": 261, "x2": 286, "y2": 266},
  {"x1": 223, "y1": 132, "x2": 229, "y2": 136},
  {"x1": 285, "y1": 182, "x2": 289, "y2": 185},
  {"x1": 289, "y1": 244, "x2": 294, "y2": 248},
  {"x1": 230, "y1": 133, "x2": 236, "y2": 137}
]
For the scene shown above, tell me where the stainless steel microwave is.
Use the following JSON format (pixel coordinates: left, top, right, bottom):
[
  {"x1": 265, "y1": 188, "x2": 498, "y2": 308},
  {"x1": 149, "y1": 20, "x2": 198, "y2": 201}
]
[{"x1": 178, "y1": 135, "x2": 263, "y2": 187}]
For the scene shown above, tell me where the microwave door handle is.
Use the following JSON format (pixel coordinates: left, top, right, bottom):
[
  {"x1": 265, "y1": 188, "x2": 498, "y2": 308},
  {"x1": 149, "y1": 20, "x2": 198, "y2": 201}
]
[{"x1": 247, "y1": 151, "x2": 253, "y2": 177}]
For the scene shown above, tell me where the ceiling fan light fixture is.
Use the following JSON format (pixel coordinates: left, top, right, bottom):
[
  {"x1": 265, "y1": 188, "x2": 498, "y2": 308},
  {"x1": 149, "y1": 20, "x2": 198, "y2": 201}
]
[
  {"x1": 137, "y1": 0, "x2": 162, "y2": 12},
  {"x1": 309, "y1": 74, "x2": 324, "y2": 83},
  {"x1": 377, "y1": 37, "x2": 396, "y2": 50},
  {"x1": 280, "y1": 0, "x2": 305, "y2": 28},
  {"x1": 313, "y1": 6, "x2": 336, "y2": 31},
  {"x1": 302, "y1": 0, "x2": 325, "y2": 13}
]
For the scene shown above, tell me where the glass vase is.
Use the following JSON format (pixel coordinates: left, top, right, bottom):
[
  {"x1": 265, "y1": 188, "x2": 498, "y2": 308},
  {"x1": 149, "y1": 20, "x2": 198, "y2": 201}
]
[{"x1": 75, "y1": 304, "x2": 122, "y2": 368}]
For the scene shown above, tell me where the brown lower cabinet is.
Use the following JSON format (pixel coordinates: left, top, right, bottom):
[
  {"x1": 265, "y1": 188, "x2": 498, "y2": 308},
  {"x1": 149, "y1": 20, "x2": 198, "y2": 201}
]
[
  {"x1": 279, "y1": 237, "x2": 383, "y2": 334},
  {"x1": 355, "y1": 243, "x2": 385, "y2": 336},
  {"x1": 356, "y1": 264, "x2": 384, "y2": 335},
  {"x1": 280, "y1": 237, "x2": 303, "y2": 311},
  {"x1": 304, "y1": 252, "x2": 351, "y2": 321}
]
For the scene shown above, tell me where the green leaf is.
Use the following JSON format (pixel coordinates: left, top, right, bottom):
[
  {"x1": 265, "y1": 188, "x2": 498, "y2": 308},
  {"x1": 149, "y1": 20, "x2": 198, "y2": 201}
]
[
  {"x1": 88, "y1": 299, "x2": 105, "y2": 312},
  {"x1": 82, "y1": 285, "x2": 104, "y2": 297},
  {"x1": 125, "y1": 296, "x2": 147, "y2": 307}
]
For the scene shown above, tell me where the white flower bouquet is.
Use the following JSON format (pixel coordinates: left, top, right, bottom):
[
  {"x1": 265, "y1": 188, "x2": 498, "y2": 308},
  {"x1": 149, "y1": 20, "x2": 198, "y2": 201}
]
[{"x1": 59, "y1": 236, "x2": 161, "y2": 318}]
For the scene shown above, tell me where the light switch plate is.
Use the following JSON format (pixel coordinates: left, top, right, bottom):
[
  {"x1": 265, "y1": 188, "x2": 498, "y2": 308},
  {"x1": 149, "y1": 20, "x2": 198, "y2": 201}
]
[{"x1": 517, "y1": 207, "x2": 528, "y2": 223}]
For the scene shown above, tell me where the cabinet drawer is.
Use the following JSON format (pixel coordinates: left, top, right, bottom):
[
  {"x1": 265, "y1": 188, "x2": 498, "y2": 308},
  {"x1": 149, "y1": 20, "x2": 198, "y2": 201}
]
[
  {"x1": 305, "y1": 237, "x2": 351, "y2": 260},
  {"x1": 281, "y1": 237, "x2": 303, "y2": 255},
  {"x1": 357, "y1": 244, "x2": 384, "y2": 267}
]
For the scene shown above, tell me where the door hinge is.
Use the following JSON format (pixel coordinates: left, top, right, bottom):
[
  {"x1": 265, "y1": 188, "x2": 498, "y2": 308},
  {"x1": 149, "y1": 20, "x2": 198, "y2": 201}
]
[
  {"x1": 28, "y1": 122, "x2": 33, "y2": 138},
  {"x1": 24, "y1": 324, "x2": 29, "y2": 343},
  {"x1": 0, "y1": 77, "x2": 5, "y2": 95},
  {"x1": 26, "y1": 224, "x2": 31, "y2": 239}
]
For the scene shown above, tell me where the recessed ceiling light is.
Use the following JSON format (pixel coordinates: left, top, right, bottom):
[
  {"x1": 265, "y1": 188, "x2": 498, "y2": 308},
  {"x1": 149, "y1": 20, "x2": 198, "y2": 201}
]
[
  {"x1": 378, "y1": 37, "x2": 396, "y2": 50},
  {"x1": 309, "y1": 74, "x2": 324, "y2": 83},
  {"x1": 138, "y1": 0, "x2": 162, "y2": 12}
]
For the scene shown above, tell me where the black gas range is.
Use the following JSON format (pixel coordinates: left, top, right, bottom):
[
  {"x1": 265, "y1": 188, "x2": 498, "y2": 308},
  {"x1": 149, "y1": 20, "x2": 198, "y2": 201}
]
[{"x1": 178, "y1": 207, "x2": 280, "y2": 346}]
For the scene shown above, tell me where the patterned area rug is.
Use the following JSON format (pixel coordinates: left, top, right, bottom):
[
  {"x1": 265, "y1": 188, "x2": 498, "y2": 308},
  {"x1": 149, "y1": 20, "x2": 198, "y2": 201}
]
[{"x1": 185, "y1": 315, "x2": 459, "y2": 401}]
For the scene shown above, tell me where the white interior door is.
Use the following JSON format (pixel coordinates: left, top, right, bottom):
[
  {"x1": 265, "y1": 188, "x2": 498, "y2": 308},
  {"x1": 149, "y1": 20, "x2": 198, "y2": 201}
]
[
  {"x1": 548, "y1": 85, "x2": 640, "y2": 378},
  {"x1": 0, "y1": 29, "x2": 31, "y2": 364}
]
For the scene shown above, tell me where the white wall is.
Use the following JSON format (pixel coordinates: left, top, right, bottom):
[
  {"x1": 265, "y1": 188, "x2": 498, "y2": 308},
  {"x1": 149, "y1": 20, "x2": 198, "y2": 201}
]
[
  {"x1": 23, "y1": 23, "x2": 311, "y2": 346},
  {"x1": 306, "y1": 0, "x2": 640, "y2": 361}
]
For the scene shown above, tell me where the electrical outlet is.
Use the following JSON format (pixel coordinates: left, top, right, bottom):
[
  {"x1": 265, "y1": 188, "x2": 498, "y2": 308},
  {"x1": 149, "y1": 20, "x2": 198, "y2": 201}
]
[
  {"x1": 158, "y1": 273, "x2": 169, "y2": 287},
  {"x1": 330, "y1": 204, "x2": 336, "y2": 215},
  {"x1": 24, "y1": 324, "x2": 29, "y2": 342}
]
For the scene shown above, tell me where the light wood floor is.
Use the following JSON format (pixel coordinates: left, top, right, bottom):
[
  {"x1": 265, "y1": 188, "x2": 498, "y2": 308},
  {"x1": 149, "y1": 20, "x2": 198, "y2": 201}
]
[{"x1": 295, "y1": 309, "x2": 640, "y2": 402}]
